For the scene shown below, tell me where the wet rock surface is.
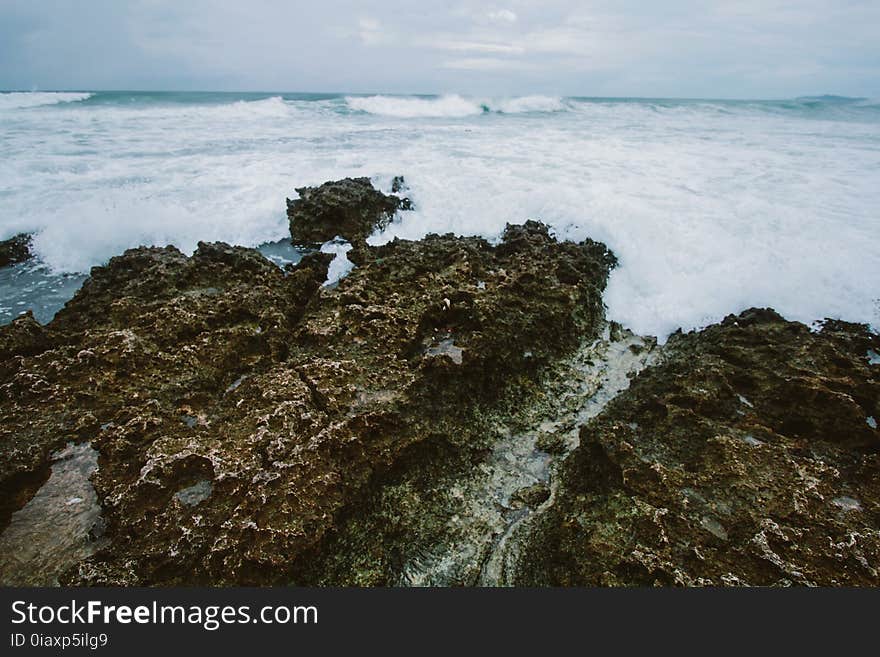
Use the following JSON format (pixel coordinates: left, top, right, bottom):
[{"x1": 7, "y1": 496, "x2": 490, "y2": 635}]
[
  {"x1": 2, "y1": 180, "x2": 878, "y2": 587},
  {"x1": 0, "y1": 219, "x2": 613, "y2": 585},
  {"x1": 0, "y1": 233, "x2": 34, "y2": 268},
  {"x1": 304, "y1": 325, "x2": 658, "y2": 586},
  {"x1": 0, "y1": 310, "x2": 49, "y2": 364},
  {"x1": 0, "y1": 442, "x2": 107, "y2": 585},
  {"x1": 509, "y1": 309, "x2": 880, "y2": 586},
  {"x1": 287, "y1": 177, "x2": 412, "y2": 247}
]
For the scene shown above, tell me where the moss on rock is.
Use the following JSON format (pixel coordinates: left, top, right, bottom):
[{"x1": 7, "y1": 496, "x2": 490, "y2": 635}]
[
  {"x1": 512, "y1": 309, "x2": 880, "y2": 586},
  {"x1": 0, "y1": 220, "x2": 614, "y2": 585}
]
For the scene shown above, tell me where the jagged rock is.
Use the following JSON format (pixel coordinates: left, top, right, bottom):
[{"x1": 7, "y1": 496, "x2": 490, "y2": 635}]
[
  {"x1": 0, "y1": 221, "x2": 614, "y2": 585},
  {"x1": 0, "y1": 233, "x2": 34, "y2": 268},
  {"x1": 0, "y1": 310, "x2": 54, "y2": 529},
  {"x1": 0, "y1": 311, "x2": 49, "y2": 364},
  {"x1": 287, "y1": 177, "x2": 412, "y2": 246},
  {"x1": 0, "y1": 243, "x2": 330, "y2": 558},
  {"x1": 512, "y1": 308, "x2": 880, "y2": 586},
  {"x1": 4, "y1": 203, "x2": 877, "y2": 588}
]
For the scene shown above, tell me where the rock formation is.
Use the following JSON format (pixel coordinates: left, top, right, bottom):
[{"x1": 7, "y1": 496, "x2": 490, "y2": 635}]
[
  {"x1": 508, "y1": 309, "x2": 880, "y2": 586},
  {"x1": 1, "y1": 179, "x2": 877, "y2": 587},
  {"x1": 0, "y1": 219, "x2": 613, "y2": 585},
  {"x1": 0, "y1": 233, "x2": 34, "y2": 268},
  {"x1": 287, "y1": 177, "x2": 412, "y2": 247}
]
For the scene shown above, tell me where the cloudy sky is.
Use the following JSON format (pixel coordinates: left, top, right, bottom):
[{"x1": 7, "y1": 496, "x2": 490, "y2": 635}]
[{"x1": 1, "y1": 0, "x2": 878, "y2": 98}]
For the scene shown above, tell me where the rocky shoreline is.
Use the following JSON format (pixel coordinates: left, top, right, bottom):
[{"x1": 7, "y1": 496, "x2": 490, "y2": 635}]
[{"x1": 1, "y1": 179, "x2": 877, "y2": 586}]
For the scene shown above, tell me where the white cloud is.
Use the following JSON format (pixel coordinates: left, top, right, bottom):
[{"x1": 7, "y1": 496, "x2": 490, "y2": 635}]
[
  {"x1": 0, "y1": 1, "x2": 877, "y2": 97},
  {"x1": 358, "y1": 17, "x2": 387, "y2": 46},
  {"x1": 522, "y1": 28, "x2": 596, "y2": 56},
  {"x1": 486, "y1": 9, "x2": 517, "y2": 25},
  {"x1": 440, "y1": 57, "x2": 532, "y2": 71},
  {"x1": 426, "y1": 39, "x2": 524, "y2": 55}
]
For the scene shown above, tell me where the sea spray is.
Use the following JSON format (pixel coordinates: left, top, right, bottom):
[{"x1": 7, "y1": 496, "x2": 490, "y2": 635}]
[{"x1": 1, "y1": 91, "x2": 878, "y2": 338}]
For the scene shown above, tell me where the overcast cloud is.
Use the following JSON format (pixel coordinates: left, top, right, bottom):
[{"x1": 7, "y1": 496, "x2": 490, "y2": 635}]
[{"x1": 1, "y1": 0, "x2": 878, "y2": 97}]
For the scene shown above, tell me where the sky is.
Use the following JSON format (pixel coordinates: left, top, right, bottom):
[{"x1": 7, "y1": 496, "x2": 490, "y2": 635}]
[{"x1": 1, "y1": 0, "x2": 878, "y2": 98}]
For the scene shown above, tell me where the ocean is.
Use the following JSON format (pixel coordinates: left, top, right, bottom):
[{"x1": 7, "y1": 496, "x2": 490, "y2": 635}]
[{"x1": 1, "y1": 90, "x2": 878, "y2": 338}]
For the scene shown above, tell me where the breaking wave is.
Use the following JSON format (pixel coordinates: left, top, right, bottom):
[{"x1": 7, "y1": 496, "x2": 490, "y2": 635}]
[
  {"x1": 345, "y1": 94, "x2": 565, "y2": 118},
  {"x1": 2, "y1": 90, "x2": 878, "y2": 338},
  {"x1": 0, "y1": 91, "x2": 93, "y2": 110}
]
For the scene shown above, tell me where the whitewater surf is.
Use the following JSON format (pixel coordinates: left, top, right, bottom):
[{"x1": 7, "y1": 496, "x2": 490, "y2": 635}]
[{"x1": 1, "y1": 90, "x2": 878, "y2": 338}]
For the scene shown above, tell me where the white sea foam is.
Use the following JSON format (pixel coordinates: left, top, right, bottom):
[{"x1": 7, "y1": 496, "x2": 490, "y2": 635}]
[
  {"x1": 493, "y1": 95, "x2": 565, "y2": 113},
  {"x1": 0, "y1": 91, "x2": 92, "y2": 110},
  {"x1": 345, "y1": 94, "x2": 565, "y2": 117},
  {"x1": 1, "y1": 93, "x2": 878, "y2": 338},
  {"x1": 209, "y1": 96, "x2": 292, "y2": 119},
  {"x1": 346, "y1": 94, "x2": 484, "y2": 118},
  {"x1": 320, "y1": 239, "x2": 355, "y2": 286},
  {"x1": 28, "y1": 195, "x2": 289, "y2": 274}
]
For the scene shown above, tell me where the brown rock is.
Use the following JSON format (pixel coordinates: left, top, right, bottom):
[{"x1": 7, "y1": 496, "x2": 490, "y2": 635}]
[
  {"x1": 0, "y1": 233, "x2": 34, "y2": 268},
  {"x1": 513, "y1": 309, "x2": 880, "y2": 586},
  {"x1": 0, "y1": 220, "x2": 614, "y2": 585},
  {"x1": 287, "y1": 177, "x2": 412, "y2": 246}
]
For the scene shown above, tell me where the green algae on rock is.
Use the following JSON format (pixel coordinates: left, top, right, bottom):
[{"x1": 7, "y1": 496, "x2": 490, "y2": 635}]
[
  {"x1": 283, "y1": 325, "x2": 659, "y2": 586},
  {"x1": 509, "y1": 308, "x2": 880, "y2": 586}
]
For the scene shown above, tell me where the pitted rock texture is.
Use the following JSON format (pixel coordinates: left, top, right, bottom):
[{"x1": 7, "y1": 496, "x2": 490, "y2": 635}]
[
  {"x1": 0, "y1": 243, "x2": 330, "y2": 546},
  {"x1": 512, "y1": 309, "x2": 880, "y2": 586},
  {"x1": 287, "y1": 177, "x2": 412, "y2": 246},
  {"x1": 0, "y1": 310, "x2": 49, "y2": 364},
  {"x1": 0, "y1": 221, "x2": 614, "y2": 585}
]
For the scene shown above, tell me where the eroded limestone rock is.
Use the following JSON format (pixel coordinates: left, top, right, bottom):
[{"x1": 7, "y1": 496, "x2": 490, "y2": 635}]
[
  {"x1": 0, "y1": 220, "x2": 613, "y2": 585},
  {"x1": 511, "y1": 309, "x2": 880, "y2": 586},
  {"x1": 287, "y1": 177, "x2": 412, "y2": 246}
]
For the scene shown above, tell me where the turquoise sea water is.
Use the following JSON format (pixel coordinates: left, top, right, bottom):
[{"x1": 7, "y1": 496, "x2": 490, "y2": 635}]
[{"x1": 1, "y1": 91, "x2": 879, "y2": 337}]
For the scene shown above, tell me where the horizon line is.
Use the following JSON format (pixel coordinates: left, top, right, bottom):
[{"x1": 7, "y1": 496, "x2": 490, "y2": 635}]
[{"x1": 0, "y1": 89, "x2": 870, "y2": 103}]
